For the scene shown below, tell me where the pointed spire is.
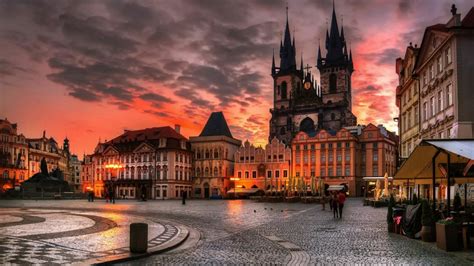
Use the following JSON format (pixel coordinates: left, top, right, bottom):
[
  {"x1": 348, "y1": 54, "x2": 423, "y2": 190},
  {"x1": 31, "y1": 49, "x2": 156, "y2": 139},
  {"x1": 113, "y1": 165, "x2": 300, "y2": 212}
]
[
  {"x1": 300, "y1": 53, "x2": 304, "y2": 72},
  {"x1": 279, "y1": 3, "x2": 297, "y2": 72},
  {"x1": 272, "y1": 49, "x2": 276, "y2": 76},
  {"x1": 317, "y1": 43, "x2": 323, "y2": 69},
  {"x1": 341, "y1": 25, "x2": 345, "y2": 43}
]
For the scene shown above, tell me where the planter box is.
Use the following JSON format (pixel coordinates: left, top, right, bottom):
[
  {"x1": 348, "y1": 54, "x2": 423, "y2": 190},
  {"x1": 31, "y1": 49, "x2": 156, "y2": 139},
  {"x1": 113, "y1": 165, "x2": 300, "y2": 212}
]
[{"x1": 436, "y1": 223, "x2": 460, "y2": 251}]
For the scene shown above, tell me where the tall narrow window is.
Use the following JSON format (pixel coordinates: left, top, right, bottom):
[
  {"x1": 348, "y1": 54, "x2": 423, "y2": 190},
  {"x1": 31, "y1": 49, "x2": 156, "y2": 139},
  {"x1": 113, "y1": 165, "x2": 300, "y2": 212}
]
[
  {"x1": 281, "y1": 81, "x2": 287, "y2": 99},
  {"x1": 329, "y1": 73, "x2": 337, "y2": 93},
  {"x1": 423, "y1": 102, "x2": 428, "y2": 121},
  {"x1": 414, "y1": 106, "x2": 419, "y2": 124},
  {"x1": 438, "y1": 90, "x2": 443, "y2": 112},
  {"x1": 430, "y1": 96, "x2": 435, "y2": 116},
  {"x1": 447, "y1": 84, "x2": 453, "y2": 106},
  {"x1": 445, "y1": 47, "x2": 452, "y2": 64},
  {"x1": 437, "y1": 56, "x2": 442, "y2": 73}
]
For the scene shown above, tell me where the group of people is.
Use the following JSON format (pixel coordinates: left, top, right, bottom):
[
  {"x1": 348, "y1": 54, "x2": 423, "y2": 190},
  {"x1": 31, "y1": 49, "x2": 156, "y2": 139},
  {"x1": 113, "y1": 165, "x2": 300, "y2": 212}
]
[{"x1": 321, "y1": 190, "x2": 346, "y2": 219}]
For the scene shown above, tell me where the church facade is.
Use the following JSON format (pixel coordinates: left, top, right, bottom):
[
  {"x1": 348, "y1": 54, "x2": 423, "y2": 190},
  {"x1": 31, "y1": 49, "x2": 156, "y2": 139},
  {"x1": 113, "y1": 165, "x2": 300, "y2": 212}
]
[{"x1": 269, "y1": 5, "x2": 356, "y2": 145}]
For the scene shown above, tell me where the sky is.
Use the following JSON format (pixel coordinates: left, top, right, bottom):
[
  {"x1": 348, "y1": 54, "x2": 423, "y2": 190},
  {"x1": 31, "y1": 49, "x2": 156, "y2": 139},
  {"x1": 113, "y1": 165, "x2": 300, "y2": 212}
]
[{"x1": 0, "y1": 0, "x2": 472, "y2": 156}]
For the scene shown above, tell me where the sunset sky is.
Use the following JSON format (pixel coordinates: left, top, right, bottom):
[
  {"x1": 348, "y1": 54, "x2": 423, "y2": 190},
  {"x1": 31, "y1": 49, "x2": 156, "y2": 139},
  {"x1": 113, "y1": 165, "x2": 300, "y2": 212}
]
[{"x1": 1, "y1": 0, "x2": 472, "y2": 156}]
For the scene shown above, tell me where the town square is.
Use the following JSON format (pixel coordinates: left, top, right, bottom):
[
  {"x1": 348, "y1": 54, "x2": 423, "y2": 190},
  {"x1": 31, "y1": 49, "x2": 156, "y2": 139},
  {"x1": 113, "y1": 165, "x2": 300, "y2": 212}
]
[{"x1": 1, "y1": 0, "x2": 474, "y2": 265}]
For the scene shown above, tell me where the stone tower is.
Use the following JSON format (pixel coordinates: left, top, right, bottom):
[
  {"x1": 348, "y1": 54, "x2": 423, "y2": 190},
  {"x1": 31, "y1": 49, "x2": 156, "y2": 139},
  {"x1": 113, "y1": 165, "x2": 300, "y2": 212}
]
[{"x1": 316, "y1": 3, "x2": 356, "y2": 131}]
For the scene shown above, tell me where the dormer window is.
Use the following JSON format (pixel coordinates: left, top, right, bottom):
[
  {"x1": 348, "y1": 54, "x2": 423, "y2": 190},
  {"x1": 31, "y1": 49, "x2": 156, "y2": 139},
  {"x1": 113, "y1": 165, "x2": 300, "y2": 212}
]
[
  {"x1": 180, "y1": 140, "x2": 186, "y2": 149},
  {"x1": 159, "y1": 138, "x2": 166, "y2": 148}
]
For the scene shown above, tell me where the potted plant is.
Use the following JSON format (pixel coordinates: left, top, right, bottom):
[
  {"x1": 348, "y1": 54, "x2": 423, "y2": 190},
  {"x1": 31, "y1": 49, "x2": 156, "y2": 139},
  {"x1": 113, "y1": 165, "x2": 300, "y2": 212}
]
[
  {"x1": 421, "y1": 200, "x2": 435, "y2": 242},
  {"x1": 436, "y1": 217, "x2": 460, "y2": 251},
  {"x1": 387, "y1": 194, "x2": 395, "y2": 233}
]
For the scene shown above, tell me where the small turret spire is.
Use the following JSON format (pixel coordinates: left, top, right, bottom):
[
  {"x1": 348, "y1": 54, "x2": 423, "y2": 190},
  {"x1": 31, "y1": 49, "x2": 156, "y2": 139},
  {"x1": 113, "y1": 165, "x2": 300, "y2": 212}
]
[{"x1": 272, "y1": 49, "x2": 276, "y2": 76}]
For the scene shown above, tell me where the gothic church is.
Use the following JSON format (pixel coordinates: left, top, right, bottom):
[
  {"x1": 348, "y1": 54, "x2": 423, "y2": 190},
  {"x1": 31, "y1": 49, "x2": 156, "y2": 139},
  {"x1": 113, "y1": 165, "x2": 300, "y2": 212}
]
[{"x1": 269, "y1": 5, "x2": 357, "y2": 145}]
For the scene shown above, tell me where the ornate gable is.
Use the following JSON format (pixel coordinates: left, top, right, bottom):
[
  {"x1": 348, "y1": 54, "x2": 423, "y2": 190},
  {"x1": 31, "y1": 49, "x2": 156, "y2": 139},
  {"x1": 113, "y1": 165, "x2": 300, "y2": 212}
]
[
  {"x1": 416, "y1": 27, "x2": 450, "y2": 69},
  {"x1": 133, "y1": 142, "x2": 155, "y2": 153},
  {"x1": 103, "y1": 145, "x2": 119, "y2": 156}
]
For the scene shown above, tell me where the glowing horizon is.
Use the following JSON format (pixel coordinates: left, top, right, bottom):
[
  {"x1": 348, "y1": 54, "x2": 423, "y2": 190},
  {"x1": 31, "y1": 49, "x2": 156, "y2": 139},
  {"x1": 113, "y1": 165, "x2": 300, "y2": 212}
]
[{"x1": 1, "y1": 0, "x2": 472, "y2": 156}]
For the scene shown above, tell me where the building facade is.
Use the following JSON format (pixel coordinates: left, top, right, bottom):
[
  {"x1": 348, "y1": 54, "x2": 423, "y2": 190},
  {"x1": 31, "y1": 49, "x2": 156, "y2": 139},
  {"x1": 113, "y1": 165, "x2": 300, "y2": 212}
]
[
  {"x1": 90, "y1": 126, "x2": 193, "y2": 199},
  {"x1": 0, "y1": 118, "x2": 28, "y2": 192},
  {"x1": 291, "y1": 124, "x2": 398, "y2": 196},
  {"x1": 269, "y1": 5, "x2": 356, "y2": 145},
  {"x1": 69, "y1": 154, "x2": 81, "y2": 192},
  {"x1": 81, "y1": 154, "x2": 93, "y2": 193},
  {"x1": 233, "y1": 137, "x2": 291, "y2": 191},
  {"x1": 414, "y1": 6, "x2": 474, "y2": 140},
  {"x1": 190, "y1": 112, "x2": 241, "y2": 198},
  {"x1": 396, "y1": 45, "x2": 420, "y2": 160}
]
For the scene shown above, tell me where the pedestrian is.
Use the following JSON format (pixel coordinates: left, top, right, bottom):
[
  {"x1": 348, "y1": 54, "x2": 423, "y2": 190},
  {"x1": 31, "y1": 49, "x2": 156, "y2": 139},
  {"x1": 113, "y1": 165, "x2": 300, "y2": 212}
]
[
  {"x1": 87, "y1": 191, "x2": 91, "y2": 202},
  {"x1": 338, "y1": 190, "x2": 346, "y2": 219},
  {"x1": 182, "y1": 191, "x2": 187, "y2": 205},
  {"x1": 332, "y1": 193, "x2": 339, "y2": 219},
  {"x1": 109, "y1": 185, "x2": 115, "y2": 204},
  {"x1": 91, "y1": 191, "x2": 95, "y2": 202},
  {"x1": 329, "y1": 192, "x2": 333, "y2": 211}
]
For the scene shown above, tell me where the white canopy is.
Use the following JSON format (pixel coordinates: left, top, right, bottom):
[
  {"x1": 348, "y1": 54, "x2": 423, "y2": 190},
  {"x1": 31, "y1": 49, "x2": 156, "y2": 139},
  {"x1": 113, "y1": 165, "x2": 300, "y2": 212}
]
[{"x1": 394, "y1": 139, "x2": 474, "y2": 181}]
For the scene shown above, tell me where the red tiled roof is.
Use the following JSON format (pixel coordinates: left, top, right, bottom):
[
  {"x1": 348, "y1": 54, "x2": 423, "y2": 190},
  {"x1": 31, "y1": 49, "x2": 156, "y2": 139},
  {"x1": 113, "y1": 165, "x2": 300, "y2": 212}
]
[{"x1": 108, "y1": 126, "x2": 186, "y2": 144}]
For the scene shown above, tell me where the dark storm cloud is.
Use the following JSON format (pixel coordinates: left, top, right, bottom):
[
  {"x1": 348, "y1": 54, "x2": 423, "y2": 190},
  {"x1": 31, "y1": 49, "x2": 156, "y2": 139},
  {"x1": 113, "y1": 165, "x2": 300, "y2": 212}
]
[
  {"x1": 0, "y1": 59, "x2": 29, "y2": 77},
  {"x1": 139, "y1": 92, "x2": 175, "y2": 106},
  {"x1": 174, "y1": 88, "x2": 213, "y2": 108}
]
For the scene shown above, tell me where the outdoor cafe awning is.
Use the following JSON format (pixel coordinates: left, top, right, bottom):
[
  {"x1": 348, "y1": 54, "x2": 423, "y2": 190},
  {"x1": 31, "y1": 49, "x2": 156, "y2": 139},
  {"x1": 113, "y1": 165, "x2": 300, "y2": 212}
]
[{"x1": 394, "y1": 139, "x2": 474, "y2": 181}]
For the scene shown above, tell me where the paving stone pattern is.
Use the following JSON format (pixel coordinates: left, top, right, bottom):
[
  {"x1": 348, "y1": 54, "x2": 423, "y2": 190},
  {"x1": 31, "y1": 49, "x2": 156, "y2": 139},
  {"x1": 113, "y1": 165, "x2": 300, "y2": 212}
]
[{"x1": 125, "y1": 199, "x2": 473, "y2": 265}]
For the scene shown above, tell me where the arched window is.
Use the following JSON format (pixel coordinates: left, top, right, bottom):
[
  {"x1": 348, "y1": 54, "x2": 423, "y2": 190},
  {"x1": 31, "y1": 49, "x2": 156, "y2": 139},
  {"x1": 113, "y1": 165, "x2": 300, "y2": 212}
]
[
  {"x1": 196, "y1": 150, "x2": 201, "y2": 159},
  {"x1": 196, "y1": 167, "x2": 201, "y2": 177},
  {"x1": 329, "y1": 73, "x2": 337, "y2": 93},
  {"x1": 214, "y1": 149, "x2": 219, "y2": 159},
  {"x1": 137, "y1": 166, "x2": 142, "y2": 180},
  {"x1": 214, "y1": 167, "x2": 218, "y2": 177},
  {"x1": 281, "y1": 81, "x2": 287, "y2": 99},
  {"x1": 205, "y1": 167, "x2": 209, "y2": 176},
  {"x1": 205, "y1": 149, "x2": 210, "y2": 158}
]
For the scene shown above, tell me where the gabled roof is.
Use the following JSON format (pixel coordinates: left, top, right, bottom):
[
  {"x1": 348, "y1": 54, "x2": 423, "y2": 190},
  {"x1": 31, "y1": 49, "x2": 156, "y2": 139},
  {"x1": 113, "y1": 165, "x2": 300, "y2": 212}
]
[{"x1": 199, "y1": 112, "x2": 233, "y2": 138}]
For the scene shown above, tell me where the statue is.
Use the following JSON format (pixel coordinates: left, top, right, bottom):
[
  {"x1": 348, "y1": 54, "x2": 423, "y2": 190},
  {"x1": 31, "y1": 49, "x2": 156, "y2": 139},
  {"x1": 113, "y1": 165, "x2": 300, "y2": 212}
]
[{"x1": 40, "y1": 158, "x2": 48, "y2": 175}]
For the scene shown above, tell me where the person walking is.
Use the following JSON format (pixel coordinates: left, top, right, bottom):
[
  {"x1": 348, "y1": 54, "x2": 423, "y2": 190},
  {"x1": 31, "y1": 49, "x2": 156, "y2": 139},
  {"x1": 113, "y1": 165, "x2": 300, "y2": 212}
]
[
  {"x1": 332, "y1": 193, "x2": 339, "y2": 219},
  {"x1": 338, "y1": 190, "x2": 346, "y2": 219},
  {"x1": 329, "y1": 192, "x2": 333, "y2": 211}
]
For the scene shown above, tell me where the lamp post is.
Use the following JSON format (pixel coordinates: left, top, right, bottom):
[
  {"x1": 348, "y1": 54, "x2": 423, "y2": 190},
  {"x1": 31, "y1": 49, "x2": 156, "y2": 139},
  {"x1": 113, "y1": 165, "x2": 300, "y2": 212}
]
[{"x1": 105, "y1": 163, "x2": 123, "y2": 204}]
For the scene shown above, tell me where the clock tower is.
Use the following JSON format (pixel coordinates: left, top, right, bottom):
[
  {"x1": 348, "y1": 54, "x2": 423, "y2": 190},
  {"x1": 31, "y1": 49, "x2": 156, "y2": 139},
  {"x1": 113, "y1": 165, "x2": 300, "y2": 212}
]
[
  {"x1": 269, "y1": 8, "x2": 322, "y2": 145},
  {"x1": 269, "y1": 4, "x2": 357, "y2": 145}
]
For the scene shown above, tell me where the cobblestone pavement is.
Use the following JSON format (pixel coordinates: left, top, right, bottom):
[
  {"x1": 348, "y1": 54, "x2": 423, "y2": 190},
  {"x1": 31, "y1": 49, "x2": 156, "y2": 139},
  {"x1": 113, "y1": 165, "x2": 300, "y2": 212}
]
[
  {"x1": 1, "y1": 198, "x2": 474, "y2": 265},
  {"x1": 0, "y1": 207, "x2": 182, "y2": 265}
]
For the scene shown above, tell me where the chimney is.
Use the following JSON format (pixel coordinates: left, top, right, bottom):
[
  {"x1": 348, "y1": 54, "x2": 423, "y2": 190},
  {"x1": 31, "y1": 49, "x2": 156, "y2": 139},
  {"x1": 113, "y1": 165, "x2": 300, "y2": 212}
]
[{"x1": 175, "y1": 124, "x2": 181, "y2": 134}]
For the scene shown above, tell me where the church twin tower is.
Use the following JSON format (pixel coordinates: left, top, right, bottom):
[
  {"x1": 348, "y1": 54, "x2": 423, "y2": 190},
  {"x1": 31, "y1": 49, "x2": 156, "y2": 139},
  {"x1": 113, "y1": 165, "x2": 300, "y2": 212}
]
[{"x1": 269, "y1": 5, "x2": 357, "y2": 145}]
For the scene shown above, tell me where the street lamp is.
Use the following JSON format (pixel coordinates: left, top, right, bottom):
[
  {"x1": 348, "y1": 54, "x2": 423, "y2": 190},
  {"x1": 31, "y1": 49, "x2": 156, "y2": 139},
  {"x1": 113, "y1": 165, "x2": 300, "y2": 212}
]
[{"x1": 105, "y1": 163, "x2": 123, "y2": 204}]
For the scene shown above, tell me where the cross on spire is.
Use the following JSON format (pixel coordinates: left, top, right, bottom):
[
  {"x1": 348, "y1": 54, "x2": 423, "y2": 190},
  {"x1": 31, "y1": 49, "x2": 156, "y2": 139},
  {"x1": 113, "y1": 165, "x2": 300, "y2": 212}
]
[{"x1": 304, "y1": 64, "x2": 312, "y2": 72}]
